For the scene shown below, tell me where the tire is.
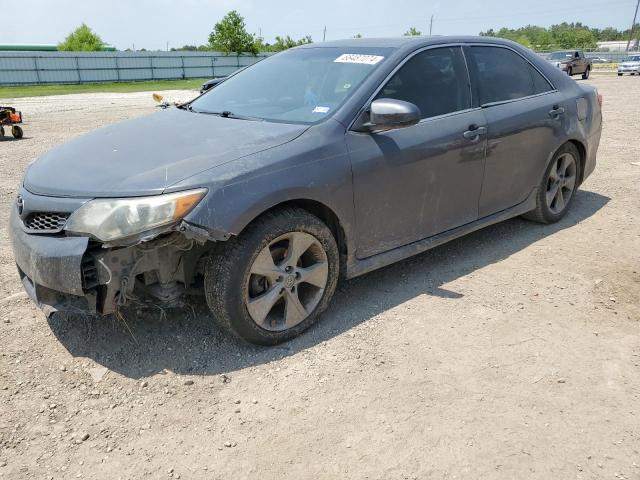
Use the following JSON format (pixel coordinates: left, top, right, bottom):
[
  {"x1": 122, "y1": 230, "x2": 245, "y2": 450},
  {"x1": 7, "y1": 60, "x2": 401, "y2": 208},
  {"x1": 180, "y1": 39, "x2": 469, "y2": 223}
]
[
  {"x1": 566, "y1": 67, "x2": 572, "y2": 76},
  {"x1": 522, "y1": 143, "x2": 582, "y2": 224},
  {"x1": 0, "y1": 126, "x2": 4, "y2": 138},
  {"x1": 618, "y1": 73, "x2": 623, "y2": 76},
  {"x1": 582, "y1": 67, "x2": 590, "y2": 80},
  {"x1": 11, "y1": 126, "x2": 23, "y2": 139},
  {"x1": 204, "y1": 207, "x2": 339, "y2": 345}
]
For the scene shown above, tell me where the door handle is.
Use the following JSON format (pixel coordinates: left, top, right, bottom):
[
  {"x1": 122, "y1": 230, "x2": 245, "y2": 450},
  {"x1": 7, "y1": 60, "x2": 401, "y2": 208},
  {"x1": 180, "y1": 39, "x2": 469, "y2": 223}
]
[
  {"x1": 549, "y1": 106, "x2": 565, "y2": 118},
  {"x1": 463, "y1": 125, "x2": 487, "y2": 140}
]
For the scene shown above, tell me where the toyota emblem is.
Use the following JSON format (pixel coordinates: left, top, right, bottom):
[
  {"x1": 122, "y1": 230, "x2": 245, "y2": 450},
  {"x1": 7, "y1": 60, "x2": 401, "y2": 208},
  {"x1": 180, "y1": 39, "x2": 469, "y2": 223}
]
[{"x1": 16, "y1": 195, "x2": 24, "y2": 215}]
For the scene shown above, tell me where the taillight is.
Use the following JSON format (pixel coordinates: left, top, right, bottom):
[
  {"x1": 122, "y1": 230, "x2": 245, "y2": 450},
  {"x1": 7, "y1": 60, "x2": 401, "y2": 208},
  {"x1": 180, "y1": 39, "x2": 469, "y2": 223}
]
[{"x1": 597, "y1": 94, "x2": 603, "y2": 107}]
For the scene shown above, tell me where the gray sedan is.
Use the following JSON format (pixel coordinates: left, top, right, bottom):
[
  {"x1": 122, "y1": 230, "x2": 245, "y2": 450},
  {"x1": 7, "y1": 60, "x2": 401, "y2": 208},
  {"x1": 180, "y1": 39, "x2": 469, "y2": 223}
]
[{"x1": 10, "y1": 36, "x2": 602, "y2": 344}]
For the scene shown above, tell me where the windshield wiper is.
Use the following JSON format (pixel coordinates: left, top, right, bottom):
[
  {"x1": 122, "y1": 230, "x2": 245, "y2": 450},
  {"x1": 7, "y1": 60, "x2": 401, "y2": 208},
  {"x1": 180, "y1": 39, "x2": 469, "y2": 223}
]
[{"x1": 193, "y1": 109, "x2": 264, "y2": 121}]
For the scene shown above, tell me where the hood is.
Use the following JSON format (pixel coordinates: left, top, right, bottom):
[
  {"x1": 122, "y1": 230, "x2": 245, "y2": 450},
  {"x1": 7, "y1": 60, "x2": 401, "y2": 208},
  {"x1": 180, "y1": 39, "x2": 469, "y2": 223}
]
[
  {"x1": 24, "y1": 108, "x2": 307, "y2": 198},
  {"x1": 621, "y1": 61, "x2": 640, "y2": 67}
]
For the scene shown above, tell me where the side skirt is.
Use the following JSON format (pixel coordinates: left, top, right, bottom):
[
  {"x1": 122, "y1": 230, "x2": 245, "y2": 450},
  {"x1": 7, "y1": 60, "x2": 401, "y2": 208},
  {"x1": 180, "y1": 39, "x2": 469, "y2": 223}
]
[{"x1": 345, "y1": 189, "x2": 537, "y2": 279}]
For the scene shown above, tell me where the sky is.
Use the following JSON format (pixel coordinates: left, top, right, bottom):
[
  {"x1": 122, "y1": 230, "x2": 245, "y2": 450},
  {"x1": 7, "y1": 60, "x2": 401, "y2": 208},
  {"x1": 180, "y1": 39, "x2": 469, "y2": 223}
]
[{"x1": 1, "y1": 0, "x2": 638, "y2": 50}]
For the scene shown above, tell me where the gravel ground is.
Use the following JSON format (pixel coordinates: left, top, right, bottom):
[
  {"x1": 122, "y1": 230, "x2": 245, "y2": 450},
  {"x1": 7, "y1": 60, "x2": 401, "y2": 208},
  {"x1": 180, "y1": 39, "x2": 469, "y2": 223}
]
[{"x1": 0, "y1": 74, "x2": 639, "y2": 480}]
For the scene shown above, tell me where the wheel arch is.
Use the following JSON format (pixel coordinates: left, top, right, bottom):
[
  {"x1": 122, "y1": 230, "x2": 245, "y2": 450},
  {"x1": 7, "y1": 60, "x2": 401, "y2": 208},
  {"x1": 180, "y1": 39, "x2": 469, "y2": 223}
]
[
  {"x1": 567, "y1": 139, "x2": 587, "y2": 184},
  {"x1": 234, "y1": 198, "x2": 350, "y2": 278}
]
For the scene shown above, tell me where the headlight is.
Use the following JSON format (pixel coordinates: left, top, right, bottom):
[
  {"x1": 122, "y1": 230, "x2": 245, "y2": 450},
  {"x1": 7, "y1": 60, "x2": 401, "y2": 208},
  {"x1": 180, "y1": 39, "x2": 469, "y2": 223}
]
[{"x1": 65, "y1": 188, "x2": 207, "y2": 242}]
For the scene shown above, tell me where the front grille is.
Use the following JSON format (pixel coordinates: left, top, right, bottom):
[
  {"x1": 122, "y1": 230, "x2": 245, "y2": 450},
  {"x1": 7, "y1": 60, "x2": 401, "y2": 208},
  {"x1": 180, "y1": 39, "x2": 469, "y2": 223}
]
[{"x1": 23, "y1": 212, "x2": 69, "y2": 233}]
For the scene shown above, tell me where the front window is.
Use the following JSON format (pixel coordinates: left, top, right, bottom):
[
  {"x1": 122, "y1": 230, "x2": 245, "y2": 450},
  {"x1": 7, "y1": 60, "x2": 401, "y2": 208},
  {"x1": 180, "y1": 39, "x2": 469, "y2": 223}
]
[
  {"x1": 190, "y1": 47, "x2": 393, "y2": 124},
  {"x1": 375, "y1": 47, "x2": 471, "y2": 119},
  {"x1": 547, "y1": 52, "x2": 573, "y2": 61}
]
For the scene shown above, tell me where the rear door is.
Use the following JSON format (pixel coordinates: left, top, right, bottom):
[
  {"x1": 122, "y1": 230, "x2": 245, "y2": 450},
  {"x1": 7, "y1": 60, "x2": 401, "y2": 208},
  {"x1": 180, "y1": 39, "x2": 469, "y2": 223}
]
[
  {"x1": 346, "y1": 46, "x2": 487, "y2": 258},
  {"x1": 466, "y1": 45, "x2": 566, "y2": 217}
]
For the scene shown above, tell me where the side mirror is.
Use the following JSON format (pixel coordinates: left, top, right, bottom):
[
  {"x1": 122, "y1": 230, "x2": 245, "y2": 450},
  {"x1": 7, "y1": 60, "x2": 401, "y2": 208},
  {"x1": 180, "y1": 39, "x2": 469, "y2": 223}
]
[{"x1": 365, "y1": 98, "x2": 421, "y2": 132}]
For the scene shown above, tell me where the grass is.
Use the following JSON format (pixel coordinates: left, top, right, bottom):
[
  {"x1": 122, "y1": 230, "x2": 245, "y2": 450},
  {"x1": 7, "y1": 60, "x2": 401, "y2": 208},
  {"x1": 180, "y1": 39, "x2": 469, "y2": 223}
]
[{"x1": 0, "y1": 78, "x2": 208, "y2": 99}]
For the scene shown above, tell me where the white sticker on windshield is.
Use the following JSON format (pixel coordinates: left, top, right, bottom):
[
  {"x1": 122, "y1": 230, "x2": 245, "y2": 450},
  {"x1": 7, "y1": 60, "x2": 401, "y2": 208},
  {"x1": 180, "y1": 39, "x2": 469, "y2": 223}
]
[
  {"x1": 313, "y1": 106, "x2": 330, "y2": 113},
  {"x1": 334, "y1": 54, "x2": 384, "y2": 65}
]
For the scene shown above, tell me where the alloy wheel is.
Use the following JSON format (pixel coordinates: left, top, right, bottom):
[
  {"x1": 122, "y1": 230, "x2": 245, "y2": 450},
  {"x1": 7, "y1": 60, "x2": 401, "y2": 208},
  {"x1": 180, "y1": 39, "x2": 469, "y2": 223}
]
[
  {"x1": 244, "y1": 231, "x2": 328, "y2": 331},
  {"x1": 546, "y1": 153, "x2": 577, "y2": 215}
]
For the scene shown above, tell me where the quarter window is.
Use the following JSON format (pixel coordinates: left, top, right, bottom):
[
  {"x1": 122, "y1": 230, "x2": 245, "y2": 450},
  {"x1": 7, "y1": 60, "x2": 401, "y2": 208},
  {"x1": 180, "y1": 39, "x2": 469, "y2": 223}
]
[
  {"x1": 530, "y1": 65, "x2": 554, "y2": 94},
  {"x1": 470, "y1": 46, "x2": 547, "y2": 104},
  {"x1": 374, "y1": 47, "x2": 471, "y2": 119}
]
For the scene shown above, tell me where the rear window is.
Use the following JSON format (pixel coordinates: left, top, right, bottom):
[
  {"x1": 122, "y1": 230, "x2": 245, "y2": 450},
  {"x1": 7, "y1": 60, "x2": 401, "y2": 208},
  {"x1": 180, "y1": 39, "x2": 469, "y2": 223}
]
[{"x1": 470, "y1": 46, "x2": 550, "y2": 104}]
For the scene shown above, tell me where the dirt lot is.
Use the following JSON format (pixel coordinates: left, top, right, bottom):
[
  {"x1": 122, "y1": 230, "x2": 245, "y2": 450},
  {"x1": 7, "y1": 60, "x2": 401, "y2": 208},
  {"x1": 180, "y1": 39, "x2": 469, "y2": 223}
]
[{"x1": 0, "y1": 74, "x2": 639, "y2": 480}]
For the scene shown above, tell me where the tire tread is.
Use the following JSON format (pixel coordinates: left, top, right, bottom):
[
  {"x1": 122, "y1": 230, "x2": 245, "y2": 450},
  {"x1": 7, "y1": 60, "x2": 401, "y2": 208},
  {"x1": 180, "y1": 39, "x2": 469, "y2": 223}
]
[{"x1": 204, "y1": 206, "x2": 339, "y2": 344}]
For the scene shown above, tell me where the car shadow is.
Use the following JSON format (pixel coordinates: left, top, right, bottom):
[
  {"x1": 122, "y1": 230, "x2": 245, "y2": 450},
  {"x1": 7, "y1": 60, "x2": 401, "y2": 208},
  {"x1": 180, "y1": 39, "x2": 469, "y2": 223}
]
[
  {"x1": 0, "y1": 137, "x2": 27, "y2": 142},
  {"x1": 47, "y1": 189, "x2": 609, "y2": 379}
]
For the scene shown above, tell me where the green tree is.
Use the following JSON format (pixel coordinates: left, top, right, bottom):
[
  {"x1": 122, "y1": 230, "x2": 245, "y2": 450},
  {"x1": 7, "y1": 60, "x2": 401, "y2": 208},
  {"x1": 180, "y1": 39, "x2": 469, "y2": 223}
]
[
  {"x1": 481, "y1": 22, "x2": 601, "y2": 50},
  {"x1": 258, "y1": 35, "x2": 313, "y2": 52},
  {"x1": 172, "y1": 45, "x2": 198, "y2": 51},
  {"x1": 208, "y1": 10, "x2": 257, "y2": 54},
  {"x1": 57, "y1": 23, "x2": 104, "y2": 51},
  {"x1": 404, "y1": 27, "x2": 422, "y2": 36}
]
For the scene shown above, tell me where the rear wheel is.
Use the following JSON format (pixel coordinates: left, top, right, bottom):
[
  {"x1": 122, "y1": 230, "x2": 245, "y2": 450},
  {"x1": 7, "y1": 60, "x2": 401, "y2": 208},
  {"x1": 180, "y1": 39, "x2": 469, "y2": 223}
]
[
  {"x1": 11, "y1": 126, "x2": 23, "y2": 139},
  {"x1": 204, "y1": 207, "x2": 339, "y2": 345},
  {"x1": 582, "y1": 67, "x2": 590, "y2": 79},
  {"x1": 523, "y1": 143, "x2": 581, "y2": 224},
  {"x1": 0, "y1": 126, "x2": 4, "y2": 138}
]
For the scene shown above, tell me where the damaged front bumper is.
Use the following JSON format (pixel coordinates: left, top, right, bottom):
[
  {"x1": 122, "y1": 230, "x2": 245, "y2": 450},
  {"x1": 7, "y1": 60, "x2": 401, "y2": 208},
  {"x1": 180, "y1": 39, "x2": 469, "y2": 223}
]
[{"x1": 9, "y1": 202, "x2": 209, "y2": 317}]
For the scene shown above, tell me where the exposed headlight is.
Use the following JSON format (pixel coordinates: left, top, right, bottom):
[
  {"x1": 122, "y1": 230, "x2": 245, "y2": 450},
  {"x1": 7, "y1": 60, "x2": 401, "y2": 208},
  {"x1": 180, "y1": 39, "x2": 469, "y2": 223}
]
[{"x1": 65, "y1": 188, "x2": 207, "y2": 242}]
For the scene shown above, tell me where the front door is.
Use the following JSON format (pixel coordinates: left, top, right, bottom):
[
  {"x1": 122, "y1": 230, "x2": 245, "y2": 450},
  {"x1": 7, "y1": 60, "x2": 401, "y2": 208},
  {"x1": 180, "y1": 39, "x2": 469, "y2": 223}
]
[{"x1": 346, "y1": 46, "x2": 487, "y2": 259}]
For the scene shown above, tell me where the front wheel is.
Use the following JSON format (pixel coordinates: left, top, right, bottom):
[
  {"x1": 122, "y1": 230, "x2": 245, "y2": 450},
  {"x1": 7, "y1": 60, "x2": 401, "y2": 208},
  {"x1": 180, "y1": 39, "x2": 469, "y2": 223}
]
[
  {"x1": 523, "y1": 143, "x2": 582, "y2": 224},
  {"x1": 617, "y1": 72, "x2": 623, "y2": 76},
  {"x1": 582, "y1": 67, "x2": 590, "y2": 80},
  {"x1": 204, "y1": 207, "x2": 339, "y2": 345},
  {"x1": 566, "y1": 67, "x2": 572, "y2": 76}
]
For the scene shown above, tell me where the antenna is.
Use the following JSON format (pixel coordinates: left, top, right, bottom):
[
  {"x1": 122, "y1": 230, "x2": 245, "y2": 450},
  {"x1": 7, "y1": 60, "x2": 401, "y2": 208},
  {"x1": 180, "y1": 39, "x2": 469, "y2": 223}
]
[
  {"x1": 429, "y1": 15, "x2": 434, "y2": 35},
  {"x1": 323, "y1": 26, "x2": 327, "y2": 42}
]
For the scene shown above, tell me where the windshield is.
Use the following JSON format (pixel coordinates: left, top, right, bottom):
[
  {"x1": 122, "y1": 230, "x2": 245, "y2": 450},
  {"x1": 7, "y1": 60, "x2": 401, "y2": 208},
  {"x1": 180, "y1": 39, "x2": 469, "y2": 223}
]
[
  {"x1": 547, "y1": 52, "x2": 574, "y2": 60},
  {"x1": 625, "y1": 55, "x2": 640, "y2": 62},
  {"x1": 190, "y1": 47, "x2": 393, "y2": 124}
]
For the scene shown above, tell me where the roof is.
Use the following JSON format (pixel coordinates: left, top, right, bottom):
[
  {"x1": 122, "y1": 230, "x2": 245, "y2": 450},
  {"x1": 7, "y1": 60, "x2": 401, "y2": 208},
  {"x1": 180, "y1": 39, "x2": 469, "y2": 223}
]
[{"x1": 296, "y1": 35, "x2": 516, "y2": 50}]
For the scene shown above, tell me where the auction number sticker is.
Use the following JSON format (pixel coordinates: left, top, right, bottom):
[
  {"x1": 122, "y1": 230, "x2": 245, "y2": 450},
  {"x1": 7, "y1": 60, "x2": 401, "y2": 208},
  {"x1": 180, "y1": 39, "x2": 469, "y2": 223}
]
[{"x1": 334, "y1": 54, "x2": 384, "y2": 65}]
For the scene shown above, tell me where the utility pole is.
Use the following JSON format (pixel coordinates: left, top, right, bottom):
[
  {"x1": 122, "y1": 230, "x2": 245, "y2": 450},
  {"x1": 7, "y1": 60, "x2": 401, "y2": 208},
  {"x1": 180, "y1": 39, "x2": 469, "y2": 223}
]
[
  {"x1": 627, "y1": 0, "x2": 640, "y2": 51},
  {"x1": 323, "y1": 26, "x2": 327, "y2": 42},
  {"x1": 429, "y1": 15, "x2": 434, "y2": 35}
]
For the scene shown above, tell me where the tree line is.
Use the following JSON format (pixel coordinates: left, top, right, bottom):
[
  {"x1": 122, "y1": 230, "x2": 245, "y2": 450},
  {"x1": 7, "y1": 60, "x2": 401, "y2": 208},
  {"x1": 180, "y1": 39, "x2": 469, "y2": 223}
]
[
  {"x1": 480, "y1": 22, "x2": 640, "y2": 51},
  {"x1": 57, "y1": 13, "x2": 637, "y2": 53}
]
